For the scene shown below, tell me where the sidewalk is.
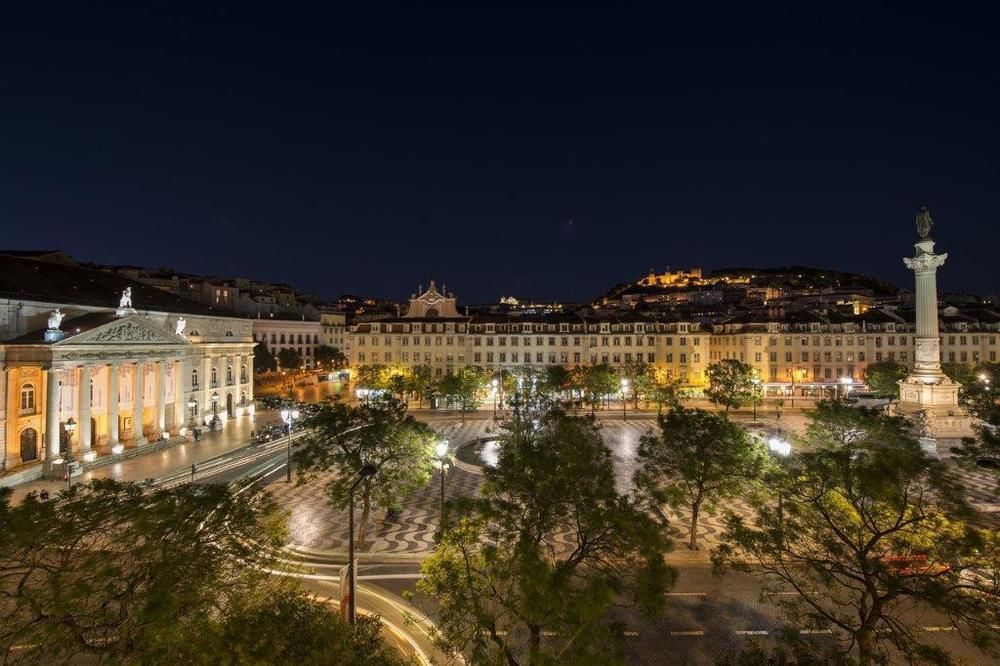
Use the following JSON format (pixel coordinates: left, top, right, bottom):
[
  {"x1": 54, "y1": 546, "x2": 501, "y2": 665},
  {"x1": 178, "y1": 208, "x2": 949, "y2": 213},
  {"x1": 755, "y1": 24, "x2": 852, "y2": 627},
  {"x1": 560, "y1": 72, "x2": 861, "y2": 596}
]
[{"x1": 6, "y1": 411, "x2": 280, "y2": 505}]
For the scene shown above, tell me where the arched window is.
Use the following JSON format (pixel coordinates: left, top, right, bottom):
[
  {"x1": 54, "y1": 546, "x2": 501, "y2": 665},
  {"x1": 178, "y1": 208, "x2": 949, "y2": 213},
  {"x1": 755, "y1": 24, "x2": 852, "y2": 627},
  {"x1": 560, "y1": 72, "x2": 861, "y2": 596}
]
[
  {"x1": 226, "y1": 366, "x2": 233, "y2": 384},
  {"x1": 211, "y1": 367, "x2": 218, "y2": 386},
  {"x1": 191, "y1": 369, "x2": 199, "y2": 388},
  {"x1": 19, "y1": 384, "x2": 36, "y2": 413},
  {"x1": 240, "y1": 364, "x2": 247, "y2": 383},
  {"x1": 19, "y1": 428, "x2": 38, "y2": 462},
  {"x1": 426, "y1": 308, "x2": 439, "y2": 318}
]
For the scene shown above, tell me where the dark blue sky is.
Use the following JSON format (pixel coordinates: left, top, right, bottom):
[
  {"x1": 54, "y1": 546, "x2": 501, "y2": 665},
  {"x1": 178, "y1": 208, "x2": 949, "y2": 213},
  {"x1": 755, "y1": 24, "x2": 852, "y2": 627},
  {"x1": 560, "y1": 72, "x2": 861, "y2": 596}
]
[{"x1": 2, "y1": 2, "x2": 998, "y2": 302}]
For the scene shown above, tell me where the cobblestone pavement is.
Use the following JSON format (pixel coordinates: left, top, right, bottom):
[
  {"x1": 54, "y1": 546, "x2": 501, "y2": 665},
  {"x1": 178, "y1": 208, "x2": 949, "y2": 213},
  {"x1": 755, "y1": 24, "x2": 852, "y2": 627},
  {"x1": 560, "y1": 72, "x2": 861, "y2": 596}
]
[{"x1": 270, "y1": 413, "x2": 1000, "y2": 556}]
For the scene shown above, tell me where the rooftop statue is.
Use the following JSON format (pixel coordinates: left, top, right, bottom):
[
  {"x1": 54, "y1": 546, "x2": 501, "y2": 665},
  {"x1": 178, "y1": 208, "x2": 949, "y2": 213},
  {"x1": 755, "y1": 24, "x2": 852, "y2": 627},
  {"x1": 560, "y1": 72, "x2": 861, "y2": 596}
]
[
  {"x1": 916, "y1": 207, "x2": 933, "y2": 240},
  {"x1": 47, "y1": 308, "x2": 64, "y2": 331},
  {"x1": 175, "y1": 316, "x2": 187, "y2": 336},
  {"x1": 119, "y1": 287, "x2": 133, "y2": 310}
]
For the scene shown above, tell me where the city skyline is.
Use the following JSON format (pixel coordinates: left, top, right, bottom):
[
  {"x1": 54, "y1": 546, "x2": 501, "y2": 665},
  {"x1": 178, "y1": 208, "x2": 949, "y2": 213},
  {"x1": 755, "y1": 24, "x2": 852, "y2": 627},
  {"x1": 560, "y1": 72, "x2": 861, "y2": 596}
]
[{"x1": 2, "y1": 4, "x2": 999, "y2": 301}]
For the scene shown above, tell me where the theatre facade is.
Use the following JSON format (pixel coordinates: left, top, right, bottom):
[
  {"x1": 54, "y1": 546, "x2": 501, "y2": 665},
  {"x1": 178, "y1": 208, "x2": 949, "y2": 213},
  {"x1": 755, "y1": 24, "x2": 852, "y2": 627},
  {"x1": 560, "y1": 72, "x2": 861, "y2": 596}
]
[{"x1": 0, "y1": 253, "x2": 255, "y2": 485}]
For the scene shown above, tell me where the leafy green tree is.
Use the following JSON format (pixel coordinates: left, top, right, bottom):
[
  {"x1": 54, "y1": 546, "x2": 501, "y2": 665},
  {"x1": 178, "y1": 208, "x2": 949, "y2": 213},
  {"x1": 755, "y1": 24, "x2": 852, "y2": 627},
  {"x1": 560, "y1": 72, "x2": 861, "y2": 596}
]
[
  {"x1": 253, "y1": 340, "x2": 277, "y2": 373},
  {"x1": 386, "y1": 367, "x2": 411, "y2": 401},
  {"x1": 294, "y1": 396, "x2": 437, "y2": 546},
  {"x1": 541, "y1": 364, "x2": 570, "y2": 398},
  {"x1": 0, "y1": 480, "x2": 403, "y2": 664},
  {"x1": 704, "y1": 359, "x2": 757, "y2": 415},
  {"x1": 437, "y1": 366, "x2": 489, "y2": 422},
  {"x1": 583, "y1": 363, "x2": 618, "y2": 415},
  {"x1": 635, "y1": 406, "x2": 768, "y2": 550},
  {"x1": 945, "y1": 362, "x2": 1000, "y2": 482},
  {"x1": 864, "y1": 360, "x2": 908, "y2": 405},
  {"x1": 626, "y1": 360, "x2": 653, "y2": 409},
  {"x1": 646, "y1": 373, "x2": 681, "y2": 416},
  {"x1": 418, "y1": 409, "x2": 675, "y2": 665},
  {"x1": 409, "y1": 364, "x2": 433, "y2": 408},
  {"x1": 313, "y1": 344, "x2": 342, "y2": 370},
  {"x1": 714, "y1": 404, "x2": 1000, "y2": 665},
  {"x1": 354, "y1": 364, "x2": 388, "y2": 392},
  {"x1": 277, "y1": 347, "x2": 303, "y2": 371}
]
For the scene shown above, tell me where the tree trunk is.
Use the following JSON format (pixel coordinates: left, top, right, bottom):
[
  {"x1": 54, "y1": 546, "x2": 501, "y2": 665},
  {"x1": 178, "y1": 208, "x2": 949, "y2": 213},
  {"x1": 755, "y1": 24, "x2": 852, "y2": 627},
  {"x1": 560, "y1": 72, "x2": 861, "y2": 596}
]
[
  {"x1": 689, "y1": 501, "x2": 701, "y2": 550},
  {"x1": 856, "y1": 626, "x2": 877, "y2": 666},
  {"x1": 528, "y1": 625, "x2": 541, "y2": 665}
]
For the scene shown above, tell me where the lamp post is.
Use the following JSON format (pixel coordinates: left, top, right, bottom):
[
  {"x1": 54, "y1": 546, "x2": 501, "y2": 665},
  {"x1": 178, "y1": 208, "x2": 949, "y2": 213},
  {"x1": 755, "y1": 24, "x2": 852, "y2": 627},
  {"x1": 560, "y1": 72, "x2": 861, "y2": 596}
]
[
  {"x1": 491, "y1": 378, "x2": 499, "y2": 418},
  {"x1": 751, "y1": 376, "x2": 761, "y2": 422},
  {"x1": 620, "y1": 378, "x2": 629, "y2": 421},
  {"x1": 210, "y1": 391, "x2": 220, "y2": 430},
  {"x1": 436, "y1": 440, "x2": 449, "y2": 530},
  {"x1": 838, "y1": 376, "x2": 852, "y2": 400},
  {"x1": 347, "y1": 464, "x2": 378, "y2": 625},
  {"x1": 280, "y1": 406, "x2": 300, "y2": 483},
  {"x1": 767, "y1": 431, "x2": 791, "y2": 533},
  {"x1": 63, "y1": 417, "x2": 77, "y2": 491},
  {"x1": 187, "y1": 396, "x2": 198, "y2": 430}
]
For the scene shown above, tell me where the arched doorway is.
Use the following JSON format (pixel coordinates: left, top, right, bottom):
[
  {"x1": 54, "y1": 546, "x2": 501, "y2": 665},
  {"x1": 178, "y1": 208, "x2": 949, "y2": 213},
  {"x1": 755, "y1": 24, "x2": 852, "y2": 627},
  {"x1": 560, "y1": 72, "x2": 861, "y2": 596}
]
[
  {"x1": 226, "y1": 392, "x2": 234, "y2": 418},
  {"x1": 20, "y1": 428, "x2": 38, "y2": 462}
]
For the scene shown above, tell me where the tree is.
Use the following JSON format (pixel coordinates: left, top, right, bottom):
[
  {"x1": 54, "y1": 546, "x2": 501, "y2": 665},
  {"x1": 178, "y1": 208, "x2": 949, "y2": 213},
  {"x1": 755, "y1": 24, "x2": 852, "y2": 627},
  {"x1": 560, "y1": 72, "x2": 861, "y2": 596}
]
[
  {"x1": 714, "y1": 404, "x2": 1000, "y2": 665},
  {"x1": 253, "y1": 340, "x2": 277, "y2": 373},
  {"x1": 386, "y1": 367, "x2": 411, "y2": 401},
  {"x1": 410, "y1": 364, "x2": 433, "y2": 408},
  {"x1": 313, "y1": 344, "x2": 343, "y2": 370},
  {"x1": 635, "y1": 406, "x2": 768, "y2": 550},
  {"x1": 864, "y1": 360, "x2": 908, "y2": 406},
  {"x1": 354, "y1": 364, "x2": 388, "y2": 392},
  {"x1": 582, "y1": 364, "x2": 618, "y2": 415},
  {"x1": 541, "y1": 364, "x2": 570, "y2": 398},
  {"x1": 294, "y1": 396, "x2": 437, "y2": 547},
  {"x1": 277, "y1": 347, "x2": 303, "y2": 371},
  {"x1": 704, "y1": 359, "x2": 757, "y2": 415},
  {"x1": 437, "y1": 366, "x2": 489, "y2": 422},
  {"x1": 418, "y1": 408, "x2": 675, "y2": 665},
  {"x1": 645, "y1": 373, "x2": 681, "y2": 416},
  {"x1": 945, "y1": 362, "x2": 1000, "y2": 481},
  {"x1": 0, "y1": 480, "x2": 405, "y2": 664},
  {"x1": 626, "y1": 360, "x2": 652, "y2": 409}
]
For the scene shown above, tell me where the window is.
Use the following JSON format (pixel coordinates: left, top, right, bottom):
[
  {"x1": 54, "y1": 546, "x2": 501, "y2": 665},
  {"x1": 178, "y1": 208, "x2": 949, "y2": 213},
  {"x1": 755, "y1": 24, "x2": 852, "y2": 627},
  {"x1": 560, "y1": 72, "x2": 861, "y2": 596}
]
[
  {"x1": 191, "y1": 369, "x2": 199, "y2": 388},
  {"x1": 19, "y1": 384, "x2": 36, "y2": 413},
  {"x1": 211, "y1": 367, "x2": 218, "y2": 386}
]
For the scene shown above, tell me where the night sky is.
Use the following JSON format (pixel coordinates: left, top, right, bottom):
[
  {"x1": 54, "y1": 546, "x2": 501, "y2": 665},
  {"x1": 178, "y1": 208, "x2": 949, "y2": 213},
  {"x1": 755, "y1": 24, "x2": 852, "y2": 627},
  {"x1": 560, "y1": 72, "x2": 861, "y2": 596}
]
[{"x1": 2, "y1": 3, "x2": 998, "y2": 303}]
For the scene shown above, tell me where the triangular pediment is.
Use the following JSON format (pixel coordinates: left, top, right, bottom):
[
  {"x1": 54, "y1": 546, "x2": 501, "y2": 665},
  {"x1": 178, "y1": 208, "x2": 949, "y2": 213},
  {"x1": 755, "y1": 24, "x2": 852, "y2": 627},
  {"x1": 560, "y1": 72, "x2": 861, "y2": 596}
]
[{"x1": 57, "y1": 315, "x2": 190, "y2": 346}]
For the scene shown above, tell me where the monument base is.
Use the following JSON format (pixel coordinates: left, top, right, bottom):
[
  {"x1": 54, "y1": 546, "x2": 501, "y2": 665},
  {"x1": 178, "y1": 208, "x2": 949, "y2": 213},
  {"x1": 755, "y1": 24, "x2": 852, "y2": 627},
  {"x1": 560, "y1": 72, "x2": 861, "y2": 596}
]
[{"x1": 893, "y1": 375, "x2": 976, "y2": 439}]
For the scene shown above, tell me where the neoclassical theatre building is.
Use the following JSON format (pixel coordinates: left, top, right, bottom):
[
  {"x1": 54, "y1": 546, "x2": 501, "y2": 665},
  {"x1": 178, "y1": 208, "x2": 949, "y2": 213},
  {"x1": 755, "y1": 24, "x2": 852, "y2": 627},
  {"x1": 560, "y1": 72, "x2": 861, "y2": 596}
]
[{"x1": 0, "y1": 253, "x2": 255, "y2": 485}]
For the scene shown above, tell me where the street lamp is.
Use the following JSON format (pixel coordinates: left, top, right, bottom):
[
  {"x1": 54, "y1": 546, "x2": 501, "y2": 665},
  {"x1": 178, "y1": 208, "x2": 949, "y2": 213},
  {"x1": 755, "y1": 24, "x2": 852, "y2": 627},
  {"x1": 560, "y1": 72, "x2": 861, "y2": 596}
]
[
  {"x1": 767, "y1": 431, "x2": 791, "y2": 532},
  {"x1": 280, "y1": 406, "x2": 300, "y2": 483},
  {"x1": 436, "y1": 440, "x2": 450, "y2": 530},
  {"x1": 347, "y1": 464, "x2": 378, "y2": 625},
  {"x1": 620, "y1": 378, "x2": 629, "y2": 421},
  {"x1": 210, "y1": 391, "x2": 220, "y2": 429},
  {"x1": 63, "y1": 418, "x2": 77, "y2": 491},
  {"x1": 491, "y1": 378, "x2": 499, "y2": 418},
  {"x1": 838, "y1": 376, "x2": 852, "y2": 400},
  {"x1": 751, "y1": 376, "x2": 762, "y2": 422}
]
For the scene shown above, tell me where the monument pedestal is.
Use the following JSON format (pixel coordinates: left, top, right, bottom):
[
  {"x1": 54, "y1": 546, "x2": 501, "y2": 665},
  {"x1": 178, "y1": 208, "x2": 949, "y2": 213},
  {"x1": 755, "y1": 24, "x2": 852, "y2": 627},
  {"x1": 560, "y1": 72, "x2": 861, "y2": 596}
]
[{"x1": 893, "y1": 376, "x2": 975, "y2": 440}]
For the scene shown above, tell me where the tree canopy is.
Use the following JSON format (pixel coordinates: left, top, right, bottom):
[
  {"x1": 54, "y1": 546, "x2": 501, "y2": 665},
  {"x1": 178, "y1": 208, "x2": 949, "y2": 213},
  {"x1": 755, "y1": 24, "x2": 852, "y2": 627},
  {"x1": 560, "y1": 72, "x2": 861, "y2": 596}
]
[
  {"x1": 253, "y1": 340, "x2": 277, "y2": 373},
  {"x1": 636, "y1": 406, "x2": 768, "y2": 549},
  {"x1": 293, "y1": 396, "x2": 438, "y2": 546},
  {"x1": 0, "y1": 481, "x2": 404, "y2": 665},
  {"x1": 277, "y1": 347, "x2": 303, "y2": 371},
  {"x1": 704, "y1": 359, "x2": 757, "y2": 414},
  {"x1": 864, "y1": 360, "x2": 908, "y2": 402},
  {"x1": 419, "y1": 408, "x2": 674, "y2": 665},
  {"x1": 714, "y1": 403, "x2": 1000, "y2": 665}
]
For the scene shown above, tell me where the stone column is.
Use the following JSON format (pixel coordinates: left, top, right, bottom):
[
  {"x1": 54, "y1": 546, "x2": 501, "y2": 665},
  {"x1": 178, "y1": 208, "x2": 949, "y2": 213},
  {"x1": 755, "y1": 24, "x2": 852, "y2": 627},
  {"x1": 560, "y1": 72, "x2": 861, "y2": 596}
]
[
  {"x1": 78, "y1": 365, "x2": 94, "y2": 460},
  {"x1": 132, "y1": 363, "x2": 147, "y2": 446},
  {"x1": 108, "y1": 363, "x2": 120, "y2": 446},
  {"x1": 903, "y1": 239, "x2": 948, "y2": 380},
  {"x1": 45, "y1": 367, "x2": 62, "y2": 463},
  {"x1": 156, "y1": 361, "x2": 167, "y2": 434},
  {"x1": 173, "y1": 359, "x2": 185, "y2": 432}
]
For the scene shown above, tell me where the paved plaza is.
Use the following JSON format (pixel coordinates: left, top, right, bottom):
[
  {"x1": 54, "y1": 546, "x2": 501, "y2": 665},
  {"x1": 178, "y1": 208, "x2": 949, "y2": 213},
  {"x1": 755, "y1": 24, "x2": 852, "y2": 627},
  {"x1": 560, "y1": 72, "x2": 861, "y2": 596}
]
[{"x1": 270, "y1": 411, "x2": 1000, "y2": 558}]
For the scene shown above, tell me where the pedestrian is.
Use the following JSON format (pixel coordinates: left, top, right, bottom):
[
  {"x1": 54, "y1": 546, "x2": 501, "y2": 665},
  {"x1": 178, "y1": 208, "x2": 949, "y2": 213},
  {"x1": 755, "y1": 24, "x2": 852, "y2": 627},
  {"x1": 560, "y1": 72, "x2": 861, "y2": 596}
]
[{"x1": 39, "y1": 489, "x2": 50, "y2": 501}]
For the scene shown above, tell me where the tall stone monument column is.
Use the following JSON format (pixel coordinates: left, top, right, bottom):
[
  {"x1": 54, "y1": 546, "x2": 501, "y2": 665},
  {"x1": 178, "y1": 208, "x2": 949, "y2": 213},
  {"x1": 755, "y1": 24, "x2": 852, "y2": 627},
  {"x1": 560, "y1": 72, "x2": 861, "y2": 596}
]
[{"x1": 894, "y1": 208, "x2": 974, "y2": 439}]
